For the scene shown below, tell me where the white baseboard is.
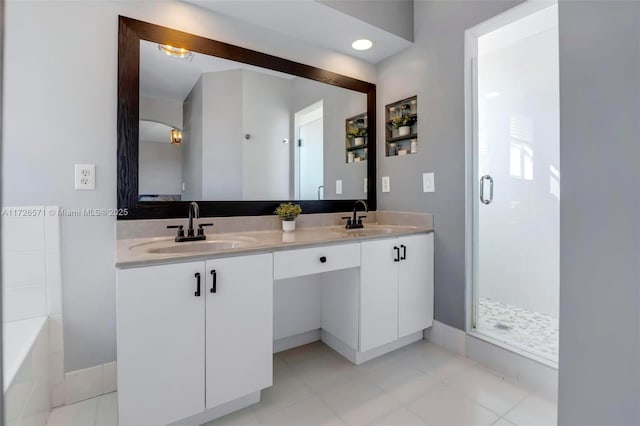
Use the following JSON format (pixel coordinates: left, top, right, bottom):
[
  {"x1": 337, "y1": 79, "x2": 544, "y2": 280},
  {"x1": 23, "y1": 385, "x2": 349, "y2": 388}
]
[
  {"x1": 424, "y1": 320, "x2": 466, "y2": 356},
  {"x1": 273, "y1": 329, "x2": 320, "y2": 353},
  {"x1": 64, "y1": 361, "x2": 117, "y2": 405},
  {"x1": 424, "y1": 321, "x2": 557, "y2": 400},
  {"x1": 321, "y1": 329, "x2": 424, "y2": 365},
  {"x1": 169, "y1": 391, "x2": 260, "y2": 426},
  {"x1": 466, "y1": 334, "x2": 558, "y2": 400}
]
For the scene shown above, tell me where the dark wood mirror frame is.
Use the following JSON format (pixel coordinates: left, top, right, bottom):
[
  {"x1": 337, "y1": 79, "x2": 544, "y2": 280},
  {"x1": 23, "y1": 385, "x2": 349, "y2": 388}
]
[{"x1": 117, "y1": 16, "x2": 376, "y2": 220}]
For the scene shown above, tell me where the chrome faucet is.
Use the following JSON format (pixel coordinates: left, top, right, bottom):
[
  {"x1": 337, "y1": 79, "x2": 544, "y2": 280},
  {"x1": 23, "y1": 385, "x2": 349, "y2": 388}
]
[
  {"x1": 342, "y1": 200, "x2": 368, "y2": 229},
  {"x1": 167, "y1": 201, "x2": 214, "y2": 242}
]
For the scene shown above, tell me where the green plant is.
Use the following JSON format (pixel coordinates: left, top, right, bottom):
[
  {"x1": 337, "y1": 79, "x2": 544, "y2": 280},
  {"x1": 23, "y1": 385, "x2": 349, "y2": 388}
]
[
  {"x1": 391, "y1": 114, "x2": 414, "y2": 129},
  {"x1": 275, "y1": 203, "x2": 302, "y2": 221},
  {"x1": 347, "y1": 128, "x2": 367, "y2": 139}
]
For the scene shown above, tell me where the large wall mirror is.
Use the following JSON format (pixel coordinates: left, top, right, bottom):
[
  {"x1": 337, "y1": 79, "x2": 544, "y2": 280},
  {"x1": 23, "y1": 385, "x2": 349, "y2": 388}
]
[{"x1": 118, "y1": 17, "x2": 376, "y2": 219}]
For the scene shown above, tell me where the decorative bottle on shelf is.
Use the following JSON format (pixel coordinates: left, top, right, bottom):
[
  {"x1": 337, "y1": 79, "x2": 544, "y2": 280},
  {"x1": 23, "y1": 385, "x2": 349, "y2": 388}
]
[
  {"x1": 411, "y1": 139, "x2": 418, "y2": 153},
  {"x1": 347, "y1": 151, "x2": 355, "y2": 163}
]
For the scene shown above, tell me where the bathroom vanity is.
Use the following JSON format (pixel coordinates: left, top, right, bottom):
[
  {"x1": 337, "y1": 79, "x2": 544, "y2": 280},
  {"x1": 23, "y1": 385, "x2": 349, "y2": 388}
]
[{"x1": 115, "y1": 223, "x2": 433, "y2": 426}]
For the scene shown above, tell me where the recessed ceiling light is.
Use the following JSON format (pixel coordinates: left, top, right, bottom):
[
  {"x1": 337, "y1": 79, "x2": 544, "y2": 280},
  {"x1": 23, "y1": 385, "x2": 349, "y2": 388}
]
[
  {"x1": 485, "y1": 91, "x2": 501, "y2": 98},
  {"x1": 352, "y1": 39, "x2": 373, "y2": 51},
  {"x1": 158, "y1": 44, "x2": 193, "y2": 61}
]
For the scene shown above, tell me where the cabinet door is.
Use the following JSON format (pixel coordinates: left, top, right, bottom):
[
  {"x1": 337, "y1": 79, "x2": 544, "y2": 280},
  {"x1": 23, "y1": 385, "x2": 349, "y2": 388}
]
[
  {"x1": 117, "y1": 262, "x2": 205, "y2": 426},
  {"x1": 398, "y1": 234, "x2": 434, "y2": 337},
  {"x1": 360, "y1": 238, "x2": 399, "y2": 352},
  {"x1": 205, "y1": 253, "x2": 273, "y2": 409}
]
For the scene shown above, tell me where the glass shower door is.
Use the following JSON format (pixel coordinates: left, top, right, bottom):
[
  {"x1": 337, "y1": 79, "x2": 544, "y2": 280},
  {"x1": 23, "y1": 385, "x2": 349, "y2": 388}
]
[{"x1": 472, "y1": 3, "x2": 560, "y2": 362}]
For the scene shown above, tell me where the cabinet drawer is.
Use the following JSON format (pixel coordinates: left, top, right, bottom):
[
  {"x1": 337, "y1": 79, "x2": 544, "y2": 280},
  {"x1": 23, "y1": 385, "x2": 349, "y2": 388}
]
[{"x1": 274, "y1": 243, "x2": 360, "y2": 279}]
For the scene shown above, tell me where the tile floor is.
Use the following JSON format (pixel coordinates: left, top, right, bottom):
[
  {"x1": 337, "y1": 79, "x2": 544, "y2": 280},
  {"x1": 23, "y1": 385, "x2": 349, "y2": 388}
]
[
  {"x1": 478, "y1": 297, "x2": 559, "y2": 362},
  {"x1": 45, "y1": 340, "x2": 557, "y2": 426}
]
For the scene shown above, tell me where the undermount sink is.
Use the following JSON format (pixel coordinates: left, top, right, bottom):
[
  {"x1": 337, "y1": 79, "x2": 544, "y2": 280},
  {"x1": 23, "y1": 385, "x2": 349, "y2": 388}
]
[
  {"x1": 146, "y1": 240, "x2": 245, "y2": 254},
  {"x1": 130, "y1": 236, "x2": 257, "y2": 255},
  {"x1": 332, "y1": 226, "x2": 396, "y2": 237}
]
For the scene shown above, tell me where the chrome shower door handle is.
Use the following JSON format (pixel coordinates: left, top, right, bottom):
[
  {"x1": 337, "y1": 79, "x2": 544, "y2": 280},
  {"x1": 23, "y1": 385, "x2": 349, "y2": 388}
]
[{"x1": 480, "y1": 175, "x2": 493, "y2": 205}]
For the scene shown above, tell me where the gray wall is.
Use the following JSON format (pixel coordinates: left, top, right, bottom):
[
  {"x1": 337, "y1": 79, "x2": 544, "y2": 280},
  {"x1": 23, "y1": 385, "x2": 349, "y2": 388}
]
[
  {"x1": 318, "y1": 0, "x2": 414, "y2": 42},
  {"x1": 0, "y1": 0, "x2": 4, "y2": 417},
  {"x1": 557, "y1": 1, "x2": 640, "y2": 424},
  {"x1": 201, "y1": 71, "x2": 243, "y2": 200},
  {"x1": 138, "y1": 142, "x2": 182, "y2": 196},
  {"x1": 182, "y1": 77, "x2": 204, "y2": 200},
  {"x1": 290, "y1": 78, "x2": 368, "y2": 200},
  {"x1": 2, "y1": 0, "x2": 374, "y2": 372},
  {"x1": 375, "y1": 0, "x2": 522, "y2": 330},
  {"x1": 241, "y1": 70, "x2": 291, "y2": 200}
]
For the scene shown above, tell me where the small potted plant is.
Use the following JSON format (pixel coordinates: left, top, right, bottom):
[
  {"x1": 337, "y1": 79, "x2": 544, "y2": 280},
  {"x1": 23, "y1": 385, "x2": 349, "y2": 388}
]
[
  {"x1": 275, "y1": 202, "x2": 302, "y2": 232},
  {"x1": 347, "y1": 128, "x2": 367, "y2": 146},
  {"x1": 392, "y1": 115, "x2": 414, "y2": 137}
]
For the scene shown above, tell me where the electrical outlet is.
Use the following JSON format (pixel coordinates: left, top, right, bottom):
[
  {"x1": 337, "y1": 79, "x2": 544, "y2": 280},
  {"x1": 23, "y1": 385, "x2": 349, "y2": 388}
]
[
  {"x1": 423, "y1": 172, "x2": 435, "y2": 192},
  {"x1": 382, "y1": 176, "x2": 390, "y2": 193},
  {"x1": 336, "y1": 180, "x2": 343, "y2": 195},
  {"x1": 75, "y1": 164, "x2": 95, "y2": 190}
]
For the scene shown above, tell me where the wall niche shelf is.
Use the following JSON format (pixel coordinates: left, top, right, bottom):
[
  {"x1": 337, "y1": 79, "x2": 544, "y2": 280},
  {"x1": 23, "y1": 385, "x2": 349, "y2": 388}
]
[
  {"x1": 345, "y1": 112, "x2": 368, "y2": 163},
  {"x1": 385, "y1": 95, "x2": 418, "y2": 157}
]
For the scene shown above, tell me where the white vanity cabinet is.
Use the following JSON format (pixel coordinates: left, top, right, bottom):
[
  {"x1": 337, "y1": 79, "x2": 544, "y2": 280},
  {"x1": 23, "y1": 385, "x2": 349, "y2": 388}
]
[
  {"x1": 360, "y1": 233, "x2": 434, "y2": 352},
  {"x1": 117, "y1": 261, "x2": 205, "y2": 426},
  {"x1": 116, "y1": 253, "x2": 273, "y2": 426},
  {"x1": 204, "y1": 255, "x2": 273, "y2": 409}
]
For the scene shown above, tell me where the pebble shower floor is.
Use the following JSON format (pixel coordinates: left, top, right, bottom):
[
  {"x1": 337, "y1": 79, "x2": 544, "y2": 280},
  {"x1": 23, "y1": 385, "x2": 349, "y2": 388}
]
[{"x1": 478, "y1": 297, "x2": 559, "y2": 361}]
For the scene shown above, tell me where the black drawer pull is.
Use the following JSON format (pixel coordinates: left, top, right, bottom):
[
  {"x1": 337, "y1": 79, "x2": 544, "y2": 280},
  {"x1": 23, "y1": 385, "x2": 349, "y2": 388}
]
[
  {"x1": 319, "y1": 256, "x2": 327, "y2": 263},
  {"x1": 194, "y1": 273, "x2": 201, "y2": 297},
  {"x1": 401, "y1": 245, "x2": 407, "y2": 261},
  {"x1": 210, "y1": 270, "x2": 217, "y2": 293},
  {"x1": 393, "y1": 246, "x2": 400, "y2": 262}
]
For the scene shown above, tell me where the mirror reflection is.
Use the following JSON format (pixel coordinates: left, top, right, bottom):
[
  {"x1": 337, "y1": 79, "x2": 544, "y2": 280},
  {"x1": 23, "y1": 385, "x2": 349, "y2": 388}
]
[{"x1": 139, "y1": 40, "x2": 368, "y2": 202}]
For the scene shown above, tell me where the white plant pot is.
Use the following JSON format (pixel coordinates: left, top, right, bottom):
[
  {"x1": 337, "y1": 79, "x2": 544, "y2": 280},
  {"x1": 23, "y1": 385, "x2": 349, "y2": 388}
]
[
  {"x1": 282, "y1": 220, "x2": 296, "y2": 232},
  {"x1": 354, "y1": 137, "x2": 365, "y2": 146},
  {"x1": 398, "y1": 126, "x2": 411, "y2": 137}
]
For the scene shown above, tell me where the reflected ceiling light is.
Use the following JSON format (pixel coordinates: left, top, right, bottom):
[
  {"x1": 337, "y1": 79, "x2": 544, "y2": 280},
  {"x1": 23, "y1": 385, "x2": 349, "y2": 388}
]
[
  {"x1": 352, "y1": 39, "x2": 373, "y2": 51},
  {"x1": 170, "y1": 128, "x2": 182, "y2": 145},
  {"x1": 158, "y1": 44, "x2": 193, "y2": 61},
  {"x1": 485, "y1": 92, "x2": 501, "y2": 98}
]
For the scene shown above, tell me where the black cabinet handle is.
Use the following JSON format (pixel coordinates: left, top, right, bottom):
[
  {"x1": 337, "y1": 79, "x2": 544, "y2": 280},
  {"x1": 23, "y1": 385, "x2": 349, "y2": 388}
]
[
  {"x1": 194, "y1": 273, "x2": 201, "y2": 297},
  {"x1": 394, "y1": 246, "x2": 400, "y2": 262},
  {"x1": 401, "y1": 245, "x2": 407, "y2": 261},
  {"x1": 210, "y1": 269, "x2": 217, "y2": 293},
  {"x1": 319, "y1": 256, "x2": 327, "y2": 263}
]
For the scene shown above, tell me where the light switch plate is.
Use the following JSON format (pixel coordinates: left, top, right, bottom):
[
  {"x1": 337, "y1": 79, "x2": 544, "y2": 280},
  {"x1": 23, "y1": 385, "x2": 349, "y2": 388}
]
[
  {"x1": 423, "y1": 172, "x2": 435, "y2": 192},
  {"x1": 336, "y1": 180, "x2": 343, "y2": 195},
  {"x1": 74, "y1": 164, "x2": 95, "y2": 190},
  {"x1": 364, "y1": 178, "x2": 368, "y2": 193},
  {"x1": 382, "y1": 176, "x2": 390, "y2": 193}
]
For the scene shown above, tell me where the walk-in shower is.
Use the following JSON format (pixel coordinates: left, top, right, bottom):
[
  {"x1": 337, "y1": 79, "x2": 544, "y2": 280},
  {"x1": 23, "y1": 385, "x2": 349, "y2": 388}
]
[{"x1": 467, "y1": 2, "x2": 560, "y2": 363}]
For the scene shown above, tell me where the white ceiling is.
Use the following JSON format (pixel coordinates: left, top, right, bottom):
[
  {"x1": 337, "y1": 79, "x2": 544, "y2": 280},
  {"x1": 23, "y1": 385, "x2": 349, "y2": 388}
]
[
  {"x1": 140, "y1": 39, "x2": 294, "y2": 101},
  {"x1": 183, "y1": 0, "x2": 413, "y2": 64}
]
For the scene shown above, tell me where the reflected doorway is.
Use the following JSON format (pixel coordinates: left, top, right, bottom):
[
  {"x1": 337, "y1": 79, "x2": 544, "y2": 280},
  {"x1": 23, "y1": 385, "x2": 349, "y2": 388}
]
[{"x1": 294, "y1": 101, "x2": 324, "y2": 200}]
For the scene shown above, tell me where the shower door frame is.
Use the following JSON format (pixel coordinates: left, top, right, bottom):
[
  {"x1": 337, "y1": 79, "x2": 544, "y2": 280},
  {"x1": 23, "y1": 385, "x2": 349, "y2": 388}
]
[{"x1": 464, "y1": 0, "x2": 559, "y2": 368}]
